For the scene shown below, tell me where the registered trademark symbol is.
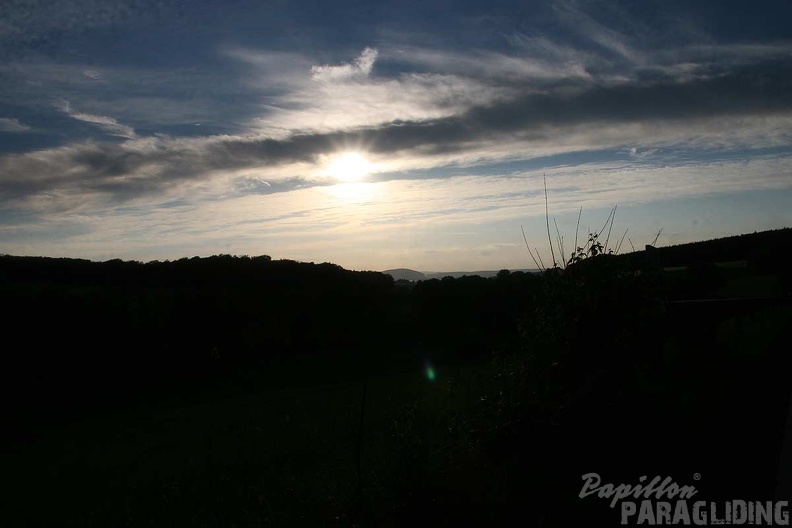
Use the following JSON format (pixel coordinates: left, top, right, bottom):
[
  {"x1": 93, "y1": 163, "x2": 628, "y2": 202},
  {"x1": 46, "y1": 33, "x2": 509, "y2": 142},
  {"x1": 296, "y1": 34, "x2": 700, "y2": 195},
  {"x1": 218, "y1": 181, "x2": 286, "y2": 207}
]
[{"x1": 693, "y1": 473, "x2": 701, "y2": 480}]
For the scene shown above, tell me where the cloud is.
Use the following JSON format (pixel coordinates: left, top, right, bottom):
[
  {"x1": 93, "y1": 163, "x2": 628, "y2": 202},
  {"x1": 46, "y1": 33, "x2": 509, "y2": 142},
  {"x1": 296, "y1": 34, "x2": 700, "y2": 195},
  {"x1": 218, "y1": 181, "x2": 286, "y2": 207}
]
[
  {"x1": 383, "y1": 45, "x2": 595, "y2": 85},
  {"x1": 1, "y1": 51, "x2": 790, "y2": 212},
  {"x1": 2, "y1": 107, "x2": 790, "y2": 217},
  {"x1": 0, "y1": 118, "x2": 30, "y2": 132},
  {"x1": 0, "y1": 60, "x2": 256, "y2": 139},
  {"x1": 245, "y1": 26, "x2": 792, "y2": 140},
  {"x1": 311, "y1": 47, "x2": 379, "y2": 82},
  {"x1": 227, "y1": 46, "x2": 515, "y2": 137},
  {"x1": 251, "y1": 71, "x2": 510, "y2": 137},
  {"x1": 221, "y1": 47, "x2": 315, "y2": 89},
  {"x1": 2, "y1": 5, "x2": 792, "y2": 218},
  {"x1": 55, "y1": 101, "x2": 137, "y2": 139},
  {"x1": 552, "y1": 0, "x2": 645, "y2": 65}
]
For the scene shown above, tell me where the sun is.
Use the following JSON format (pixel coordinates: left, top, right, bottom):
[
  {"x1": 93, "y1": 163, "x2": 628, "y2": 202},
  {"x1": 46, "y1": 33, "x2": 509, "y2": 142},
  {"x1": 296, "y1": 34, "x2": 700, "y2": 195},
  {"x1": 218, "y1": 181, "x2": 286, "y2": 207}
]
[{"x1": 325, "y1": 152, "x2": 372, "y2": 182}]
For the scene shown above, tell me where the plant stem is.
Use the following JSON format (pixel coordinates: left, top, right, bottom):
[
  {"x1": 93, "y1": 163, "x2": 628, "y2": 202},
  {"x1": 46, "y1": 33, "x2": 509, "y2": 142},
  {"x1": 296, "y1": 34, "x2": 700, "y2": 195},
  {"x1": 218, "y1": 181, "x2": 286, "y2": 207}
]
[
  {"x1": 553, "y1": 218, "x2": 564, "y2": 266},
  {"x1": 521, "y1": 225, "x2": 544, "y2": 272},
  {"x1": 574, "y1": 207, "x2": 582, "y2": 259},
  {"x1": 616, "y1": 228, "x2": 628, "y2": 254},
  {"x1": 543, "y1": 174, "x2": 557, "y2": 267},
  {"x1": 651, "y1": 228, "x2": 663, "y2": 247},
  {"x1": 604, "y1": 205, "x2": 617, "y2": 253},
  {"x1": 596, "y1": 206, "x2": 615, "y2": 238}
]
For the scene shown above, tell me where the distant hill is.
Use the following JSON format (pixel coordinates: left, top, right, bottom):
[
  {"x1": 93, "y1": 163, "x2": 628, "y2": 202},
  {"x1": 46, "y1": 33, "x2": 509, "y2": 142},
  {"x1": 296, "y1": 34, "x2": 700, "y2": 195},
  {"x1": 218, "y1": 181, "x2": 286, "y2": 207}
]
[
  {"x1": 383, "y1": 268, "x2": 540, "y2": 281},
  {"x1": 382, "y1": 268, "x2": 427, "y2": 281},
  {"x1": 423, "y1": 269, "x2": 539, "y2": 280}
]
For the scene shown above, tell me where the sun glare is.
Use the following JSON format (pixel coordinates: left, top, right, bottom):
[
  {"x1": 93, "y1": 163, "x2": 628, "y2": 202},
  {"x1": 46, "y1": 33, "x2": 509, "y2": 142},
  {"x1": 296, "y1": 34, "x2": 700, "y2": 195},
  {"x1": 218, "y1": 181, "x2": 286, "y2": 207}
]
[{"x1": 325, "y1": 152, "x2": 372, "y2": 182}]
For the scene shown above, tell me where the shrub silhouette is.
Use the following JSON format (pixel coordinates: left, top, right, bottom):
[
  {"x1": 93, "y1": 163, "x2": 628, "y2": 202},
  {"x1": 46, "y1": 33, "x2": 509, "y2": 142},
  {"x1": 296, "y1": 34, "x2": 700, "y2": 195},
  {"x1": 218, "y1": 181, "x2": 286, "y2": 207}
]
[
  {"x1": 518, "y1": 184, "x2": 664, "y2": 400},
  {"x1": 520, "y1": 250, "x2": 663, "y2": 398}
]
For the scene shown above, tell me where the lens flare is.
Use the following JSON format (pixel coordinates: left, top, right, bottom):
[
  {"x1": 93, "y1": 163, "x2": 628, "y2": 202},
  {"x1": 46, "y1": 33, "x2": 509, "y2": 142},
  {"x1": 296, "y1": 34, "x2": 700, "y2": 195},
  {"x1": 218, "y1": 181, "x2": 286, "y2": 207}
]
[{"x1": 425, "y1": 362, "x2": 436, "y2": 382}]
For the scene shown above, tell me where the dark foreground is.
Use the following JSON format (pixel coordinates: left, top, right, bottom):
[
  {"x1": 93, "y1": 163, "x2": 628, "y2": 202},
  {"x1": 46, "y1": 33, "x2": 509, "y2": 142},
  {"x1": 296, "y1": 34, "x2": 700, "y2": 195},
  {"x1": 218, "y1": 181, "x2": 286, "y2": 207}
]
[{"x1": 3, "y1": 302, "x2": 790, "y2": 527}]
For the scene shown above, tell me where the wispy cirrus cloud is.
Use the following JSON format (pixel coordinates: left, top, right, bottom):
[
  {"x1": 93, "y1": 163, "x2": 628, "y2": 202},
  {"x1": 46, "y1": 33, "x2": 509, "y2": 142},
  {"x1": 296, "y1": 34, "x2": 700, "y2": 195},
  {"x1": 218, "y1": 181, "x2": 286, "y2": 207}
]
[
  {"x1": 551, "y1": 0, "x2": 646, "y2": 65},
  {"x1": 0, "y1": 60, "x2": 256, "y2": 139},
  {"x1": 55, "y1": 100, "x2": 136, "y2": 139},
  {"x1": 0, "y1": 118, "x2": 30, "y2": 132},
  {"x1": 311, "y1": 47, "x2": 378, "y2": 81}
]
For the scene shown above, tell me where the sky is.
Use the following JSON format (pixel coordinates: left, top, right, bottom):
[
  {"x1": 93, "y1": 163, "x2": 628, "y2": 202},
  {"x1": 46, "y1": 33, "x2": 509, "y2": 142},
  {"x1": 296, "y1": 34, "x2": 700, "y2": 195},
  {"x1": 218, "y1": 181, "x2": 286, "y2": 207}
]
[{"x1": 1, "y1": 0, "x2": 791, "y2": 272}]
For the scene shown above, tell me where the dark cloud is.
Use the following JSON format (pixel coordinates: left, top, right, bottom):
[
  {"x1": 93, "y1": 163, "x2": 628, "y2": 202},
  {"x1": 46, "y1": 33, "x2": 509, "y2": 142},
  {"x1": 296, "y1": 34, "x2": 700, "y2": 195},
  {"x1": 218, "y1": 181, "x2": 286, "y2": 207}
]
[{"x1": 359, "y1": 60, "x2": 792, "y2": 152}]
